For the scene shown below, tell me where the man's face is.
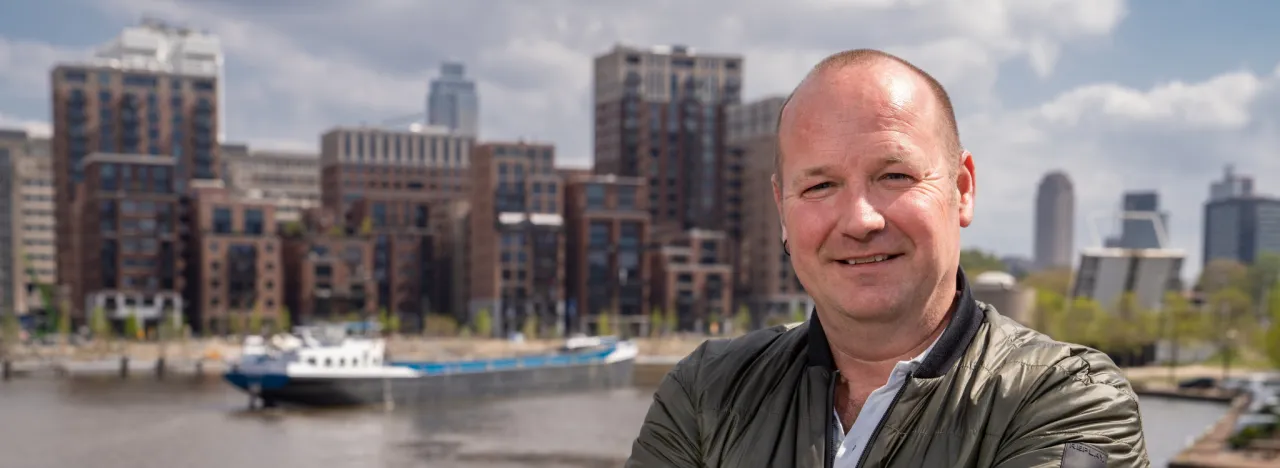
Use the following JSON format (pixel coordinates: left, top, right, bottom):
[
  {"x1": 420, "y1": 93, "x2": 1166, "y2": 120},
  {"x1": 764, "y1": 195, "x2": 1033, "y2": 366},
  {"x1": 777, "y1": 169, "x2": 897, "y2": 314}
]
[{"x1": 773, "y1": 63, "x2": 975, "y2": 322}]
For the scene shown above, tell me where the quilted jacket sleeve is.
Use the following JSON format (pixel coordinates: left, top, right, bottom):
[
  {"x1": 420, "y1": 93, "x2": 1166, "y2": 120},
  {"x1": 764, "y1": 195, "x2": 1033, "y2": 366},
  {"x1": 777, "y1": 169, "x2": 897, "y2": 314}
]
[
  {"x1": 992, "y1": 349, "x2": 1150, "y2": 468},
  {"x1": 625, "y1": 342, "x2": 710, "y2": 468}
]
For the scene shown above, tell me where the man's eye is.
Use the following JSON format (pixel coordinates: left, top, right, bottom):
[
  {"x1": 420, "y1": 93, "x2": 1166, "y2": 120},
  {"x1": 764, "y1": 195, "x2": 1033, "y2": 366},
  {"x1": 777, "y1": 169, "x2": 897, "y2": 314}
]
[
  {"x1": 882, "y1": 173, "x2": 912, "y2": 181},
  {"x1": 804, "y1": 182, "x2": 834, "y2": 193}
]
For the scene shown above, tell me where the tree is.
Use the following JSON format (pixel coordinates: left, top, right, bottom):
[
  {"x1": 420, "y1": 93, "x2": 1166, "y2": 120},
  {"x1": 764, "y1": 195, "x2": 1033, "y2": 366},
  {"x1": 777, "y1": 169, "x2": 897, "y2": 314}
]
[
  {"x1": 1266, "y1": 285, "x2": 1280, "y2": 368},
  {"x1": 228, "y1": 313, "x2": 244, "y2": 337},
  {"x1": 158, "y1": 307, "x2": 183, "y2": 342},
  {"x1": 124, "y1": 313, "x2": 143, "y2": 341},
  {"x1": 1246, "y1": 253, "x2": 1280, "y2": 306},
  {"x1": 733, "y1": 305, "x2": 752, "y2": 335},
  {"x1": 473, "y1": 309, "x2": 492, "y2": 338},
  {"x1": 276, "y1": 306, "x2": 293, "y2": 334},
  {"x1": 1022, "y1": 267, "x2": 1074, "y2": 297},
  {"x1": 664, "y1": 308, "x2": 677, "y2": 334},
  {"x1": 0, "y1": 308, "x2": 20, "y2": 356},
  {"x1": 424, "y1": 314, "x2": 459, "y2": 336},
  {"x1": 1163, "y1": 292, "x2": 1206, "y2": 375},
  {"x1": 1198, "y1": 259, "x2": 1250, "y2": 296},
  {"x1": 596, "y1": 310, "x2": 612, "y2": 336},
  {"x1": 359, "y1": 218, "x2": 374, "y2": 236},
  {"x1": 1054, "y1": 297, "x2": 1106, "y2": 348},
  {"x1": 377, "y1": 307, "x2": 391, "y2": 335},
  {"x1": 90, "y1": 307, "x2": 111, "y2": 342},
  {"x1": 959, "y1": 249, "x2": 1007, "y2": 276},
  {"x1": 790, "y1": 304, "x2": 807, "y2": 324},
  {"x1": 56, "y1": 306, "x2": 71, "y2": 342},
  {"x1": 1033, "y1": 289, "x2": 1067, "y2": 337},
  {"x1": 248, "y1": 304, "x2": 264, "y2": 336},
  {"x1": 649, "y1": 307, "x2": 664, "y2": 338},
  {"x1": 282, "y1": 221, "x2": 305, "y2": 238},
  {"x1": 521, "y1": 314, "x2": 538, "y2": 339},
  {"x1": 1208, "y1": 287, "x2": 1257, "y2": 363},
  {"x1": 386, "y1": 313, "x2": 401, "y2": 336}
]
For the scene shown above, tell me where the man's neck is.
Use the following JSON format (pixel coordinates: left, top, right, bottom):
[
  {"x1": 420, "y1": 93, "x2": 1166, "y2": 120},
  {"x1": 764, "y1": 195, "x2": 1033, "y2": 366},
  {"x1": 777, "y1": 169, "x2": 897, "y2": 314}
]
[{"x1": 821, "y1": 282, "x2": 958, "y2": 381}]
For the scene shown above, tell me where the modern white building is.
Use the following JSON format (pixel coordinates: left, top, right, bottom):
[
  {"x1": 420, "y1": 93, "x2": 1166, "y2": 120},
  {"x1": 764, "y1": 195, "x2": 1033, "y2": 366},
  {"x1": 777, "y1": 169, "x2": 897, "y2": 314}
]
[
  {"x1": 94, "y1": 18, "x2": 225, "y2": 142},
  {"x1": 1070, "y1": 248, "x2": 1185, "y2": 313}
]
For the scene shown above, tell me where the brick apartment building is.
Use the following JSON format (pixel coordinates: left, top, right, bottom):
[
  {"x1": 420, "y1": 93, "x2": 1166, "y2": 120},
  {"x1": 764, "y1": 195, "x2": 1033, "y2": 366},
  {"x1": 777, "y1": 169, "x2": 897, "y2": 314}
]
[
  {"x1": 281, "y1": 209, "x2": 378, "y2": 325},
  {"x1": 563, "y1": 172, "x2": 650, "y2": 334},
  {"x1": 592, "y1": 44, "x2": 744, "y2": 233},
  {"x1": 649, "y1": 228, "x2": 734, "y2": 332},
  {"x1": 320, "y1": 126, "x2": 475, "y2": 326},
  {"x1": 183, "y1": 180, "x2": 285, "y2": 334},
  {"x1": 77, "y1": 153, "x2": 183, "y2": 325},
  {"x1": 50, "y1": 62, "x2": 219, "y2": 322},
  {"x1": 727, "y1": 97, "x2": 813, "y2": 321},
  {"x1": 468, "y1": 142, "x2": 565, "y2": 337}
]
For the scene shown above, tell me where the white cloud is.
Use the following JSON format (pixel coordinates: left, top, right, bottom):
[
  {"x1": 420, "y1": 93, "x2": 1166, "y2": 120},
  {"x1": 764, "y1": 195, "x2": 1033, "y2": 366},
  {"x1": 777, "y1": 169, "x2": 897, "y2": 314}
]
[
  {"x1": 1035, "y1": 72, "x2": 1264, "y2": 130},
  {"x1": 16, "y1": 0, "x2": 1280, "y2": 281},
  {"x1": 960, "y1": 65, "x2": 1280, "y2": 276},
  {"x1": 79, "y1": 0, "x2": 1126, "y2": 164},
  {"x1": 0, "y1": 113, "x2": 51, "y2": 138}
]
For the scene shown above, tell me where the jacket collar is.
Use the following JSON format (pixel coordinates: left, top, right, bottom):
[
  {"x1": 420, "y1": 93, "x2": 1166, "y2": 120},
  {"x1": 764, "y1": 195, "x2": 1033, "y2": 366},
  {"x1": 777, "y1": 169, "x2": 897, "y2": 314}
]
[{"x1": 806, "y1": 267, "x2": 984, "y2": 379}]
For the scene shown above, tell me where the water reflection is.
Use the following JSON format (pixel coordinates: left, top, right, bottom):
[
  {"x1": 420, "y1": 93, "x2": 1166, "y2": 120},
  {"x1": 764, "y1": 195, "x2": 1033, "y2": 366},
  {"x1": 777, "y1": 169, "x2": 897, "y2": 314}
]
[{"x1": 0, "y1": 378, "x2": 1229, "y2": 467}]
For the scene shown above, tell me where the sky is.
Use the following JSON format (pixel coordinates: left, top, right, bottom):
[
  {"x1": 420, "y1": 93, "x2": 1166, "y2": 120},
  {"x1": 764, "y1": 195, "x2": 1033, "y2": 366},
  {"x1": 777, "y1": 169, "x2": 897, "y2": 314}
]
[{"x1": 2, "y1": 0, "x2": 1279, "y2": 281}]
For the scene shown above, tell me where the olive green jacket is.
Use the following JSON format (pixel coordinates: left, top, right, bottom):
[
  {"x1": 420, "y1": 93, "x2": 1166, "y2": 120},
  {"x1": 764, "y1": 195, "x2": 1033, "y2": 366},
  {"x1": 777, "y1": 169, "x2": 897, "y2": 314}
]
[{"x1": 627, "y1": 270, "x2": 1149, "y2": 467}]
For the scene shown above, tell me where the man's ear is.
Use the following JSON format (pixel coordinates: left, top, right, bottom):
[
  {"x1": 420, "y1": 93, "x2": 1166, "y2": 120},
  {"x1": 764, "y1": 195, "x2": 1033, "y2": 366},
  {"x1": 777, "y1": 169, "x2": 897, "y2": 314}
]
[
  {"x1": 957, "y1": 150, "x2": 976, "y2": 227},
  {"x1": 773, "y1": 173, "x2": 787, "y2": 241}
]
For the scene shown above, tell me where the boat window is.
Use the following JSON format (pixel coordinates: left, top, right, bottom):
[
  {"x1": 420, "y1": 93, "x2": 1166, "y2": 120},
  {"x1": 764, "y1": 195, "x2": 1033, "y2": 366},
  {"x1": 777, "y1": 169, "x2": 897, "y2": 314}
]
[
  {"x1": 339, "y1": 358, "x2": 346, "y2": 367},
  {"x1": 372, "y1": 357, "x2": 380, "y2": 365},
  {"x1": 324, "y1": 358, "x2": 332, "y2": 367},
  {"x1": 307, "y1": 357, "x2": 316, "y2": 366}
]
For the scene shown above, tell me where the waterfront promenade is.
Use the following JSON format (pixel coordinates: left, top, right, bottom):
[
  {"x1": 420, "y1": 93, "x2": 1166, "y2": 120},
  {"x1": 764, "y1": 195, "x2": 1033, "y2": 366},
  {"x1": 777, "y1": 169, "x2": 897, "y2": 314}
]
[{"x1": 2, "y1": 334, "x2": 1271, "y2": 466}]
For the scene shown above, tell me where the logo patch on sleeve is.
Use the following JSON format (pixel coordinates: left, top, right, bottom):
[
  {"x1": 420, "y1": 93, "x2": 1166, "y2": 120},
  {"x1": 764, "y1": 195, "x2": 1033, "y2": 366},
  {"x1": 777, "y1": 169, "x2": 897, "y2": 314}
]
[{"x1": 1061, "y1": 443, "x2": 1106, "y2": 468}]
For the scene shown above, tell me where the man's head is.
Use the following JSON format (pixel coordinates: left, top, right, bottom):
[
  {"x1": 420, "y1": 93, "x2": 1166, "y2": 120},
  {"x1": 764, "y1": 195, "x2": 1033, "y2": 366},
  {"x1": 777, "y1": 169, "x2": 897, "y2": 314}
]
[{"x1": 772, "y1": 49, "x2": 976, "y2": 323}]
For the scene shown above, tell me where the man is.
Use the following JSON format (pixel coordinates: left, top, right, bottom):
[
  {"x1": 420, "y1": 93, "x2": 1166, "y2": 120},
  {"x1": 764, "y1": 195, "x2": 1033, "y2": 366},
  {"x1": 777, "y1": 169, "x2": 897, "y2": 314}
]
[{"x1": 626, "y1": 49, "x2": 1148, "y2": 467}]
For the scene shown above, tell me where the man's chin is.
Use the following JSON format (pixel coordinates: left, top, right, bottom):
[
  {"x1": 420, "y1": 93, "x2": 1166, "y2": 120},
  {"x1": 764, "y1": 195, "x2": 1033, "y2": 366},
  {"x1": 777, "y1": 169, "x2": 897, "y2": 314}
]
[{"x1": 825, "y1": 298, "x2": 904, "y2": 323}]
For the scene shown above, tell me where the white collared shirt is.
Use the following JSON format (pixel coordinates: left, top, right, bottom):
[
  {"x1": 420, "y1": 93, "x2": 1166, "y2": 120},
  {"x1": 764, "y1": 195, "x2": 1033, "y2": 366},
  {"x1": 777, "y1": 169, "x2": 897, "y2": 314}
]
[{"x1": 831, "y1": 335, "x2": 940, "y2": 467}]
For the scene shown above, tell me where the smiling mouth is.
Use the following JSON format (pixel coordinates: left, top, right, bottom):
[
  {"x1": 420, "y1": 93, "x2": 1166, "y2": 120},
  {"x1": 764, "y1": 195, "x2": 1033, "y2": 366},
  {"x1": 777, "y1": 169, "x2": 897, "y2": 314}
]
[{"x1": 836, "y1": 254, "x2": 902, "y2": 266}]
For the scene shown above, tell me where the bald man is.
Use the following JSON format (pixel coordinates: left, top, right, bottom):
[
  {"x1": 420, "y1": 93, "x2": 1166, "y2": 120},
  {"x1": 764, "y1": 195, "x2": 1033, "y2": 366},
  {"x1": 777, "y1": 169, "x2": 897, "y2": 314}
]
[{"x1": 627, "y1": 49, "x2": 1148, "y2": 468}]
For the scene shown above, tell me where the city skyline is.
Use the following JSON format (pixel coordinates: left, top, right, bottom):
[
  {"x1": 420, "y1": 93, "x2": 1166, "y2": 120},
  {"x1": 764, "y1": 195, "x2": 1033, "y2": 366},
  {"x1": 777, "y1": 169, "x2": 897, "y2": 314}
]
[{"x1": 3, "y1": 1, "x2": 1280, "y2": 278}]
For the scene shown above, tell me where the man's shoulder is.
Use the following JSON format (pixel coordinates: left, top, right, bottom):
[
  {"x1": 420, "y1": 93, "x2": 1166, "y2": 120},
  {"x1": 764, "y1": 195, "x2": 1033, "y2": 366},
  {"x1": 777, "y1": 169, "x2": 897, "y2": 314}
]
[
  {"x1": 666, "y1": 322, "x2": 808, "y2": 389},
  {"x1": 980, "y1": 303, "x2": 1132, "y2": 394}
]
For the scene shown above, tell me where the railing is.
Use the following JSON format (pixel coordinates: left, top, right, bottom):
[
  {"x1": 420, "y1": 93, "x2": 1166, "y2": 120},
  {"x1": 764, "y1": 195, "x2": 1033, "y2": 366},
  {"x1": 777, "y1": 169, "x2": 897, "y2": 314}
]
[{"x1": 394, "y1": 346, "x2": 616, "y2": 376}]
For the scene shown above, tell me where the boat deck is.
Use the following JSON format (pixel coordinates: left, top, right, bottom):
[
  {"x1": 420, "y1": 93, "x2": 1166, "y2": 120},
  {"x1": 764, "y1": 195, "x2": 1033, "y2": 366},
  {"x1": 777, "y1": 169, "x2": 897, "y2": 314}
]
[{"x1": 390, "y1": 346, "x2": 616, "y2": 376}]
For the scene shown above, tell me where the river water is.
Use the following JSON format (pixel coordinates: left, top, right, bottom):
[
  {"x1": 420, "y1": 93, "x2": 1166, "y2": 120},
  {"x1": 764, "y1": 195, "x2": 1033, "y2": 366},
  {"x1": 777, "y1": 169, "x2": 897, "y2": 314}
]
[{"x1": 0, "y1": 376, "x2": 1227, "y2": 467}]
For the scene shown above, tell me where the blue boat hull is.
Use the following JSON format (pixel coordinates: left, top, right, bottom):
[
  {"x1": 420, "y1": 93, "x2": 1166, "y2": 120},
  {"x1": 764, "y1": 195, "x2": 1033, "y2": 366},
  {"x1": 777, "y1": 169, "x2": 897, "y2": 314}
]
[{"x1": 224, "y1": 357, "x2": 636, "y2": 407}]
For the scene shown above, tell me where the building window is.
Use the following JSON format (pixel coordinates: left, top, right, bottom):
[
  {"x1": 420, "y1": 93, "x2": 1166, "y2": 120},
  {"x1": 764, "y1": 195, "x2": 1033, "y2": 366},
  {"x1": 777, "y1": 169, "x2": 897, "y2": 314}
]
[
  {"x1": 586, "y1": 184, "x2": 606, "y2": 208},
  {"x1": 617, "y1": 186, "x2": 637, "y2": 210},
  {"x1": 100, "y1": 164, "x2": 117, "y2": 191},
  {"x1": 213, "y1": 207, "x2": 232, "y2": 234},
  {"x1": 244, "y1": 209, "x2": 264, "y2": 235}
]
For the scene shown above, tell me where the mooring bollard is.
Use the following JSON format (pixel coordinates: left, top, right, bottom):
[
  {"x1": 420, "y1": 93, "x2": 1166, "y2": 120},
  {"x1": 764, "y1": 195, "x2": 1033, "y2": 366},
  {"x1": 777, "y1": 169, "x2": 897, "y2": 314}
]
[
  {"x1": 2, "y1": 360, "x2": 11, "y2": 381},
  {"x1": 119, "y1": 356, "x2": 129, "y2": 379},
  {"x1": 155, "y1": 357, "x2": 165, "y2": 379},
  {"x1": 194, "y1": 360, "x2": 204, "y2": 377}
]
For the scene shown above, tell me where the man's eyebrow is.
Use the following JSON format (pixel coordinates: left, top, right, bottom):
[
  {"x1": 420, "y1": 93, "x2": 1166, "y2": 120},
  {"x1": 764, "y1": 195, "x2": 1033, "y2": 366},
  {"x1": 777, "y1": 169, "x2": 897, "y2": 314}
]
[
  {"x1": 789, "y1": 155, "x2": 916, "y2": 185},
  {"x1": 792, "y1": 164, "x2": 837, "y2": 185}
]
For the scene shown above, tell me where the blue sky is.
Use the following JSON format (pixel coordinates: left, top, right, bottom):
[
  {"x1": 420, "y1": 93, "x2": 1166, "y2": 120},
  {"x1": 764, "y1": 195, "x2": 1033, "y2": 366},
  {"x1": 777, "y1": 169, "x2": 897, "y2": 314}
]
[{"x1": 2, "y1": 0, "x2": 1278, "y2": 281}]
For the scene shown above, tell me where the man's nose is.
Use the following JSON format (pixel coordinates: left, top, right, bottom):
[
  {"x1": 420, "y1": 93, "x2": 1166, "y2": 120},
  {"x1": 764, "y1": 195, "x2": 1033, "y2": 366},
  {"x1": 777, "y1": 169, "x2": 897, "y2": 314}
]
[{"x1": 836, "y1": 190, "x2": 885, "y2": 241}]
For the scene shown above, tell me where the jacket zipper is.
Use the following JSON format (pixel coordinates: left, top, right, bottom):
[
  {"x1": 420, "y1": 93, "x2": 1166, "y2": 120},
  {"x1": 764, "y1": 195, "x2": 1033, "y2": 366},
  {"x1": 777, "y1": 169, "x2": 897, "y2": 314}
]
[
  {"x1": 855, "y1": 372, "x2": 913, "y2": 468},
  {"x1": 825, "y1": 369, "x2": 839, "y2": 468}
]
